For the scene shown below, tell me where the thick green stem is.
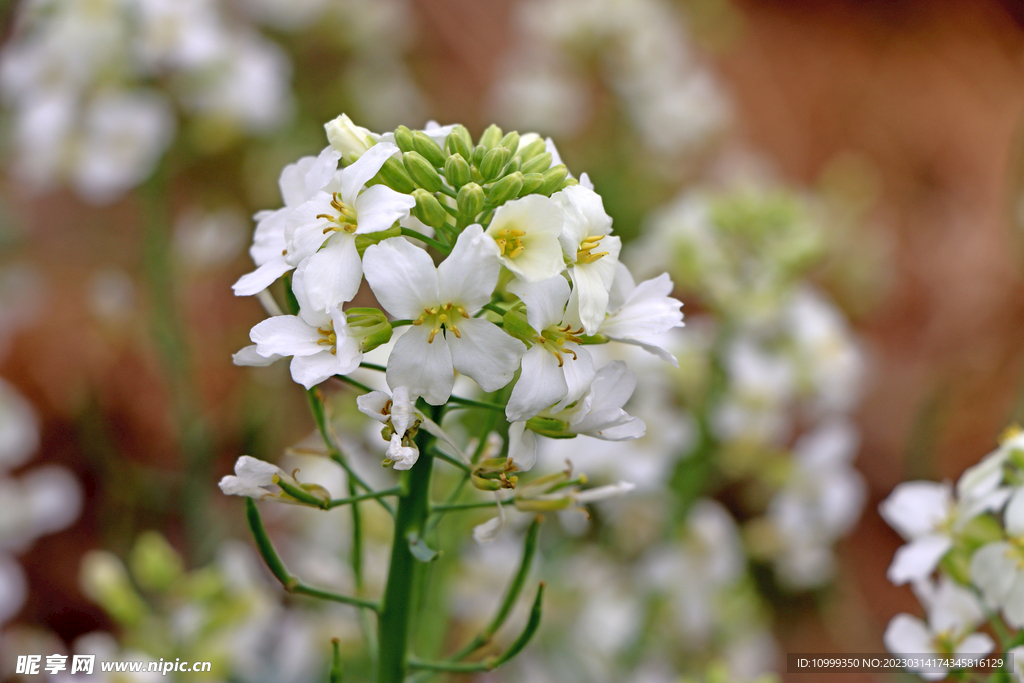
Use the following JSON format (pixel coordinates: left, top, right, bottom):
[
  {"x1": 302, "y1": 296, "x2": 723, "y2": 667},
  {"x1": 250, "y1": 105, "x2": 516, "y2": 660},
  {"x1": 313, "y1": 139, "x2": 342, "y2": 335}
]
[{"x1": 376, "y1": 416, "x2": 437, "y2": 683}]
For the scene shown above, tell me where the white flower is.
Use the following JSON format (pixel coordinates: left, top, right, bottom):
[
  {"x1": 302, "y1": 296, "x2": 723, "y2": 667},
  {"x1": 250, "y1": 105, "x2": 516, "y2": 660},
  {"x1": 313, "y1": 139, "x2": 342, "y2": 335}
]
[
  {"x1": 883, "y1": 577, "x2": 994, "y2": 681},
  {"x1": 598, "y1": 262, "x2": 684, "y2": 366},
  {"x1": 218, "y1": 455, "x2": 329, "y2": 506},
  {"x1": 484, "y1": 194, "x2": 565, "y2": 283},
  {"x1": 541, "y1": 361, "x2": 646, "y2": 441},
  {"x1": 233, "y1": 145, "x2": 341, "y2": 296},
  {"x1": 958, "y1": 427, "x2": 1024, "y2": 501},
  {"x1": 363, "y1": 225, "x2": 526, "y2": 405},
  {"x1": 325, "y1": 113, "x2": 378, "y2": 163},
  {"x1": 285, "y1": 141, "x2": 415, "y2": 310},
  {"x1": 246, "y1": 276, "x2": 362, "y2": 389},
  {"x1": 358, "y1": 386, "x2": 419, "y2": 438},
  {"x1": 0, "y1": 378, "x2": 40, "y2": 471},
  {"x1": 970, "y1": 486, "x2": 1024, "y2": 627},
  {"x1": 553, "y1": 185, "x2": 621, "y2": 334},
  {"x1": 880, "y1": 480, "x2": 1007, "y2": 585},
  {"x1": 505, "y1": 275, "x2": 595, "y2": 423}
]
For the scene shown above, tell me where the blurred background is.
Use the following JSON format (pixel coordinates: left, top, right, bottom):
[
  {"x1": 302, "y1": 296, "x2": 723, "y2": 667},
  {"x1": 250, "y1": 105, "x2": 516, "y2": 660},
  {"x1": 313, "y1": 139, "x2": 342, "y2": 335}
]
[{"x1": 2, "y1": 0, "x2": 1024, "y2": 681}]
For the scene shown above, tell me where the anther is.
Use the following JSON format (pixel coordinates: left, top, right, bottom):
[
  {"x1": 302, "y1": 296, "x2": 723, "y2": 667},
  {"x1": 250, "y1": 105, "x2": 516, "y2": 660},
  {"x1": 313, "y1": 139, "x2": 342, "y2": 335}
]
[{"x1": 428, "y1": 327, "x2": 440, "y2": 343}]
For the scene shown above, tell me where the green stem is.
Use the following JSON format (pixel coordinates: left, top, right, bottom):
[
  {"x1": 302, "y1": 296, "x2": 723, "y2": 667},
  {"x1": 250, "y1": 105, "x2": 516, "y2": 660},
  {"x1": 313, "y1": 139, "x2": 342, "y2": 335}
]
[
  {"x1": 245, "y1": 499, "x2": 379, "y2": 612},
  {"x1": 335, "y1": 374, "x2": 374, "y2": 394},
  {"x1": 390, "y1": 320, "x2": 414, "y2": 328},
  {"x1": 427, "y1": 447, "x2": 471, "y2": 473},
  {"x1": 430, "y1": 499, "x2": 505, "y2": 513},
  {"x1": 360, "y1": 362, "x2": 387, "y2": 373},
  {"x1": 326, "y1": 487, "x2": 402, "y2": 509},
  {"x1": 400, "y1": 228, "x2": 450, "y2": 253},
  {"x1": 376, "y1": 409, "x2": 438, "y2": 683},
  {"x1": 446, "y1": 395, "x2": 506, "y2": 412},
  {"x1": 307, "y1": 389, "x2": 394, "y2": 516},
  {"x1": 481, "y1": 303, "x2": 506, "y2": 317}
]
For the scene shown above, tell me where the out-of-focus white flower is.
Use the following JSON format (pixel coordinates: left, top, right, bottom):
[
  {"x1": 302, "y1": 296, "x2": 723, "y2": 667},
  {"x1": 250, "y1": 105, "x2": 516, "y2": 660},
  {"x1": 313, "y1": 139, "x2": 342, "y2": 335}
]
[
  {"x1": 506, "y1": 275, "x2": 595, "y2": 422},
  {"x1": 880, "y1": 481, "x2": 1007, "y2": 585},
  {"x1": 0, "y1": 553, "x2": 27, "y2": 626},
  {"x1": 883, "y1": 577, "x2": 994, "y2": 681},
  {"x1": 363, "y1": 226, "x2": 526, "y2": 405},
  {"x1": 0, "y1": 378, "x2": 40, "y2": 471},
  {"x1": 173, "y1": 207, "x2": 248, "y2": 269},
  {"x1": 957, "y1": 427, "x2": 1024, "y2": 501},
  {"x1": 970, "y1": 486, "x2": 1024, "y2": 627}
]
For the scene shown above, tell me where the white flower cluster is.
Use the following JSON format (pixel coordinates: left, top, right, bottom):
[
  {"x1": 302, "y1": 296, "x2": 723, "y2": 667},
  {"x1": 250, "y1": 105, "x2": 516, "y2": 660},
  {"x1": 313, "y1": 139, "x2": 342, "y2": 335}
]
[
  {"x1": 490, "y1": 0, "x2": 729, "y2": 158},
  {"x1": 627, "y1": 188, "x2": 866, "y2": 590},
  {"x1": 230, "y1": 115, "x2": 684, "y2": 473},
  {"x1": 0, "y1": 0, "x2": 294, "y2": 202},
  {"x1": 880, "y1": 429, "x2": 1024, "y2": 680},
  {"x1": 0, "y1": 378, "x2": 82, "y2": 628}
]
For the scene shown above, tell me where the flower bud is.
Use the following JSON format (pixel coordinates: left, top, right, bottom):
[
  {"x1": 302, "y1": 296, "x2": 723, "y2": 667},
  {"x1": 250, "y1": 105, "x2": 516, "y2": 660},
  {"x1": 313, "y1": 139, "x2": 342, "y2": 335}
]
[
  {"x1": 539, "y1": 164, "x2": 569, "y2": 194},
  {"x1": 515, "y1": 136, "x2": 546, "y2": 162},
  {"x1": 521, "y1": 152, "x2": 553, "y2": 174},
  {"x1": 457, "y1": 182, "x2": 485, "y2": 218},
  {"x1": 518, "y1": 172, "x2": 545, "y2": 196},
  {"x1": 444, "y1": 153, "x2": 472, "y2": 188},
  {"x1": 524, "y1": 416, "x2": 572, "y2": 438},
  {"x1": 445, "y1": 127, "x2": 473, "y2": 160},
  {"x1": 412, "y1": 130, "x2": 446, "y2": 168},
  {"x1": 471, "y1": 474, "x2": 504, "y2": 491},
  {"x1": 404, "y1": 151, "x2": 443, "y2": 193},
  {"x1": 130, "y1": 531, "x2": 183, "y2": 592},
  {"x1": 325, "y1": 114, "x2": 374, "y2": 163},
  {"x1": 345, "y1": 307, "x2": 394, "y2": 352},
  {"x1": 472, "y1": 144, "x2": 486, "y2": 167},
  {"x1": 393, "y1": 125, "x2": 416, "y2": 153},
  {"x1": 487, "y1": 171, "x2": 524, "y2": 206},
  {"x1": 355, "y1": 225, "x2": 401, "y2": 256},
  {"x1": 412, "y1": 188, "x2": 449, "y2": 229},
  {"x1": 499, "y1": 131, "x2": 520, "y2": 154},
  {"x1": 559, "y1": 176, "x2": 579, "y2": 189},
  {"x1": 374, "y1": 156, "x2": 417, "y2": 194},
  {"x1": 479, "y1": 146, "x2": 511, "y2": 182},
  {"x1": 514, "y1": 497, "x2": 573, "y2": 512},
  {"x1": 479, "y1": 123, "x2": 503, "y2": 150}
]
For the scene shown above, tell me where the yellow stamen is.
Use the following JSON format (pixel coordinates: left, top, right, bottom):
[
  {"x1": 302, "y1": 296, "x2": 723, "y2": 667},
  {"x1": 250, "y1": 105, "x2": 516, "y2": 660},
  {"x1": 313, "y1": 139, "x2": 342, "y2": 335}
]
[{"x1": 428, "y1": 327, "x2": 440, "y2": 343}]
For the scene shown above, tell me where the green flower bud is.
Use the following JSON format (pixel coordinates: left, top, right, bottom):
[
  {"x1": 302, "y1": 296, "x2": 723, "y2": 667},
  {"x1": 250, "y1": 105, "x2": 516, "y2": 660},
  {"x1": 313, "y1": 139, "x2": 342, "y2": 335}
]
[
  {"x1": 521, "y1": 152, "x2": 553, "y2": 174},
  {"x1": 130, "y1": 531, "x2": 184, "y2": 592},
  {"x1": 487, "y1": 171, "x2": 524, "y2": 206},
  {"x1": 525, "y1": 416, "x2": 573, "y2": 439},
  {"x1": 345, "y1": 307, "x2": 394, "y2": 352},
  {"x1": 393, "y1": 125, "x2": 415, "y2": 153},
  {"x1": 499, "y1": 131, "x2": 520, "y2": 154},
  {"x1": 446, "y1": 125, "x2": 473, "y2": 157},
  {"x1": 560, "y1": 176, "x2": 579, "y2": 189},
  {"x1": 444, "y1": 153, "x2": 472, "y2": 188},
  {"x1": 471, "y1": 474, "x2": 504, "y2": 491},
  {"x1": 404, "y1": 151, "x2": 443, "y2": 193},
  {"x1": 412, "y1": 130, "x2": 446, "y2": 168},
  {"x1": 516, "y1": 137, "x2": 546, "y2": 162},
  {"x1": 374, "y1": 156, "x2": 416, "y2": 194},
  {"x1": 457, "y1": 182, "x2": 485, "y2": 219},
  {"x1": 502, "y1": 307, "x2": 537, "y2": 344},
  {"x1": 479, "y1": 123, "x2": 503, "y2": 150},
  {"x1": 518, "y1": 172, "x2": 545, "y2": 196},
  {"x1": 539, "y1": 164, "x2": 569, "y2": 194},
  {"x1": 479, "y1": 146, "x2": 511, "y2": 182},
  {"x1": 472, "y1": 144, "x2": 486, "y2": 167},
  {"x1": 412, "y1": 188, "x2": 449, "y2": 229},
  {"x1": 360, "y1": 325, "x2": 393, "y2": 353},
  {"x1": 506, "y1": 156, "x2": 522, "y2": 175},
  {"x1": 355, "y1": 224, "x2": 401, "y2": 256}
]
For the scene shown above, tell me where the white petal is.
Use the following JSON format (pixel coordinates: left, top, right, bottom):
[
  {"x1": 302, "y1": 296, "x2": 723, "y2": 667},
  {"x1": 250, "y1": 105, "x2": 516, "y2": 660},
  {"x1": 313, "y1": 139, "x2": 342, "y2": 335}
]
[
  {"x1": 571, "y1": 242, "x2": 620, "y2": 335},
  {"x1": 486, "y1": 195, "x2": 565, "y2": 283},
  {"x1": 353, "y1": 183, "x2": 415, "y2": 235},
  {"x1": 363, "y1": 237, "x2": 440, "y2": 320},
  {"x1": 508, "y1": 421, "x2": 537, "y2": 471},
  {"x1": 232, "y1": 345, "x2": 282, "y2": 367},
  {"x1": 357, "y1": 391, "x2": 392, "y2": 423},
  {"x1": 290, "y1": 351, "x2": 346, "y2": 389},
  {"x1": 970, "y1": 542, "x2": 1018, "y2": 608},
  {"x1": 508, "y1": 275, "x2": 570, "y2": 332},
  {"x1": 506, "y1": 345, "x2": 567, "y2": 423},
  {"x1": 437, "y1": 224, "x2": 501, "y2": 311},
  {"x1": 585, "y1": 361, "x2": 635, "y2": 414},
  {"x1": 250, "y1": 315, "x2": 323, "y2": 357},
  {"x1": 447, "y1": 317, "x2": 526, "y2": 393},
  {"x1": 232, "y1": 257, "x2": 293, "y2": 296},
  {"x1": 340, "y1": 142, "x2": 399, "y2": 205},
  {"x1": 219, "y1": 475, "x2": 264, "y2": 498},
  {"x1": 1006, "y1": 488, "x2": 1024, "y2": 537},
  {"x1": 420, "y1": 417, "x2": 465, "y2": 462},
  {"x1": 472, "y1": 496, "x2": 505, "y2": 544},
  {"x1": 390, "y1": 386, "x2": 420, "y2": 437},
  {"x1": 387, "y1": 434, "x2": 420, "y2": 470},
  {"x1": 883, "y1": 614, "x2": 934, "y2": 656},
  {"x1": 291, "y1": 233, "x2": 362, "y2": 315},
  {"x1": 234, "y1": 456, "x2": 281, "y2": 487},
  {"x1": 552, "y1": 343, "x2": 595, "y2": 413},
  {"x1": 554, "y1": 185, "x2": 613, "y2": 255},
  {"x1": 303, "y1": 146, "x2": 342, "y2": 198},
  {"x1": 601, "y1": 272, "x2": 684, "y2": 339},
  {"x1": 955, "y1": 633, "x2": 994, "y2": 658},
  {"x1": 887, "y1": 535, "x2": 953, "y2": 585},
  {"x1": 386, "y1": 325, "x2": 454, "y2": 405},
  {"x1": 284, "y1": 193, "x2": 334, "y2": 264},
  {"x1": 590, "y1": 417, "x2": 646, "y2": 441},
  {"x1": 574, "y1": 481, "x2": 635, "y2": 503},
  {"x1": 248, "y1": 207, "x2": 289, "y2": 265},
  {"x1": 879, "y1": 481, "x2": 953, "y2": 540},
  {"x1": 613, "y1": 337, "x2": 679, "y2": 367},
  {"x1": 1002, "y1": 573, "x2": 1024, "y2": 628}
]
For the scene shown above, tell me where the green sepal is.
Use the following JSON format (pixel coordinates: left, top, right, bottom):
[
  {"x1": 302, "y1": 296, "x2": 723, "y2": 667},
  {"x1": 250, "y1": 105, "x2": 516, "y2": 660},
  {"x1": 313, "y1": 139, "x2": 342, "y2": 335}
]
[
  {"x1": 359, "y1": 325, "x2": 393, "y2": 353},
  {"x1": 355, "y1": 224, "x2": 401, "y2": 256},
  {"x1": 275, "y1": 476, "x2": 331, "y2": 508},
  {"x1": 471, "y1": 474, "x2": 504, "y2": 491},
  {"x1": 524, "y1": 416, "x2": 573, "y2": 438},
  {"x1": 502, "y1": 307, "x2": 537, "y2": 343},
  {"x1": 411, "y1": 189, "x2": 449, "y2": 229},
  {"x1": 578, "y1": 333, "x2": 610, "y2": 345}
]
